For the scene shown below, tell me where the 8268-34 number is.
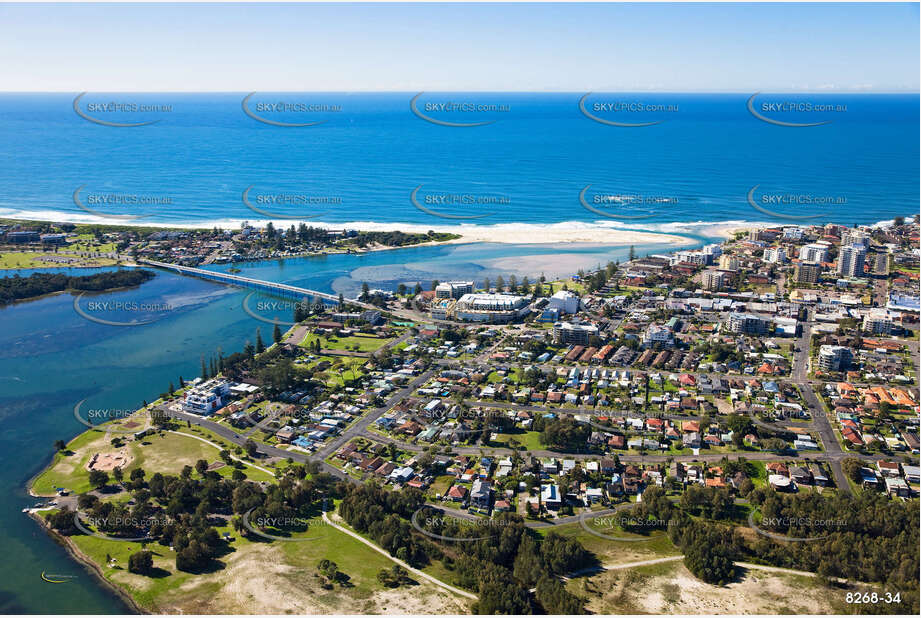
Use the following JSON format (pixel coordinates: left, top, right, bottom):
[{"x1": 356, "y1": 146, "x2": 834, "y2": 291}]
[{"x1": 845, "y1": 592, "x2": 901, "y2": 604}]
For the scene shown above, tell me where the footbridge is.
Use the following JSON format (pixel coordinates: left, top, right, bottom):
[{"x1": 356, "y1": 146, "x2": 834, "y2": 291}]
[{"x1": 138, "y1": 259, "x2": 378, "y2": 310}]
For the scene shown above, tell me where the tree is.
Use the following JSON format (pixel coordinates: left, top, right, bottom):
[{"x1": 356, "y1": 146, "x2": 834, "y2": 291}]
[
  {"x1": 683, "y1": 537, "x2": 735, "y2": 585},
  {"x1": 273, "y1": 323, "x2": 282, "y2": 344},
  {"x1": 112, "y1": 466, "x2": 123, "y2": 483},
  {"x1": 128, "y1": 550, "x2": 154, "y2": 575},
  {"x1": 244, "y1": 439, "x2": 258, "y2": 458},
  {"x1": 628, "y1": 245, "x2": 636, "y2": 261},
  {"x1": 54, "y1": 439, "x2": 67, "y2": 452},
  {"x1": 255, "y1": 328, "x2": 265, "y2": 353},
  {"x1": 88, "y1": 469, "x2": 109, "y2": 490}
]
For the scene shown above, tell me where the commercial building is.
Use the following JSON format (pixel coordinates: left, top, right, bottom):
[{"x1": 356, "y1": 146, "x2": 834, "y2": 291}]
[{"x1": 5, "y1": 231, "x2": 40, "y2": 243}]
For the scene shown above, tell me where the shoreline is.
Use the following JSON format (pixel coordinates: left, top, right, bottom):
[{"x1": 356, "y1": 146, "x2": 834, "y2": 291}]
[
  {"x1": 1, "y1": 213, "x2": 751, "y2": 246},
  {"x1": 26, "y1": 511, "x2": 145, "y2": 615}
]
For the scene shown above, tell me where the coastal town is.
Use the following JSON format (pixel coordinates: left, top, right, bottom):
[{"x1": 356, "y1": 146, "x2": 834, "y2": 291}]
[{"x1": 22, "y1": 216, "x2": 920, "y2": 614}]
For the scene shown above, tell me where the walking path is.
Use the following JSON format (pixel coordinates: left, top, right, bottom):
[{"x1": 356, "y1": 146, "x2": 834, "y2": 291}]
[
  {"x1": 167, "y1": 430, "x2": 276, "y2": 477},
  {"x1": 321, "y1": 511, "x2": 477, "y2": 601}
]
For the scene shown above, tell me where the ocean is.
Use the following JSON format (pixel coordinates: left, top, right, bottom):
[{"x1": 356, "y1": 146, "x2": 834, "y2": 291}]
[{"x1": 0, "y1": 92, "x2": 917, "y2": 232}]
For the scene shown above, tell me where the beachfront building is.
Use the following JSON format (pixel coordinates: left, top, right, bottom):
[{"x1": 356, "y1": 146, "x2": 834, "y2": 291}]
[
  {"x1": 435, "y1": 281, "x2": 474, "y2": 299},
  {"x1": 454, "y1": 293, "x2": 529, "y2": 323},
  {"x1": 183, "y1": 379, "x2": 232, "y2": 415}
]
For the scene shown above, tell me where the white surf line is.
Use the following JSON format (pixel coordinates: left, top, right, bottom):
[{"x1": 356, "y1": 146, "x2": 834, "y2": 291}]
[
  {"x1": 167, "y1": 430, "x2": 275, "y2": 476},
  {"x1": 322, "y1": 512, "x2": 477, "y2": 600}
]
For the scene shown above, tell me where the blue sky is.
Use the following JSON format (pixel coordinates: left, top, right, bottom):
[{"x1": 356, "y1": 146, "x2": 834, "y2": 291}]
[{"x1": 1, "y1": 2, "x2": 918, "y2": 92}]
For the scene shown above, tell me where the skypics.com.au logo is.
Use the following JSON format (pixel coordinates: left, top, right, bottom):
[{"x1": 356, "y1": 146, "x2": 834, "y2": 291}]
[
  {"x1": 73, "y1": 512, "x2": 174, "y2": 542},
  {"x1": 73, "y1": 185, "x2": 174, "y2": 221},
  {"x1": 241, "y1": 93, "x2": 342, "y2": 127},
  {"x1": 241, "y1": 507, "x2": 327, "y2": 542},
  {"x1": 73, "y1": 93, "x2": 173, "y2": 127},
  {"x1": 747, "y1": 93, "x2": 846, "y2": 127},
  {"x1": 242, "y1": 185, "x2": 341, "y2": 220},
  {"x1": 410, "y1": 93, "x2": 509, "y2": 127},
  {"x1": 410, "y1": 508, "x2": 513, "y2": 542},
  {"x1": 72, "y1": 399, "x2": 158, "y2": 434},
  {"x1": 747, "y1": 184, "x2": 846, "y2": 221},
  {"x1": 579, "y1": 185, "x2": 676, "y2": 220},
  {"x1": 410, "y1": 184, "x2": 508, "y2": 220},
  {"x1": 579, "y1": 93, "x2": 678, "y2": 127},
  {"x1": 579, "y1": 510, "x2": 677, "y2": 542},
  {"x1": 73, "y1": 293, "x2": 175, "y2": 327}
]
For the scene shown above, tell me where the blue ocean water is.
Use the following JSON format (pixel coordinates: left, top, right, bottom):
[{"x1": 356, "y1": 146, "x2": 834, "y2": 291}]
[{"x1": 0, "y1": 92, "x2": 917, "y2": 231}]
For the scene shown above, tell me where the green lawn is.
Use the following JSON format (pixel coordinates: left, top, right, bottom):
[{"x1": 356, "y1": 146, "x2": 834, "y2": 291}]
[
  {"x1": 62, "y1": 511, "x2": 422, "y2": 613},
  {"x1": 539, "y1": 518, "x2": 680, "y2": 564},
  {"x1": 0, "y1": 251, "x2": 117, "y2": 269},
  {"x1": 491, "y1": 429, "x2": 543, "y2": 451},
  {"x1": 31, "y1": 420, "x2": 275, "y2": 497},
  {"x1": 305, "y1": 356, "x2": 367, "y2": 386},
  {"x1": 300, "y1": 333, "x2": 393, "y2": 353}
]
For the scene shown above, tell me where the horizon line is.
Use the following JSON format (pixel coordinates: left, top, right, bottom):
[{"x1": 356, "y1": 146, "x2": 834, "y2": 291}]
[{"x1": 1, "y1": 89, "x2": 918, "y2": 95}]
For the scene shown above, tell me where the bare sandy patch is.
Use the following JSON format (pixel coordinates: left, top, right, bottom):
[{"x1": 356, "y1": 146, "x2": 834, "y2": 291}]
[{"x1": 576, "y1": 560, "x2": 835, "y2": 615}]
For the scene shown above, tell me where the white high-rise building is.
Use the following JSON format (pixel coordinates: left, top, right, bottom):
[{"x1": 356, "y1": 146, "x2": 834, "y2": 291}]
[
  {"x1": 799, "y1": 243, "x2": 830, "y2": 264},
  {"x1": 837, "y1": 245, "x2": 867, "y2": 278},
  {"x1": 763, "y1": 248, "x2": 787, "y2": 264},
  {"x1": 842, "y1": 229, "x2": 871, "y2": 250}
]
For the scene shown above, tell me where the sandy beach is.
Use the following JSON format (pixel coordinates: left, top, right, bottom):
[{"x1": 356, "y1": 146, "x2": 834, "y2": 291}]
[{"x1": 442, "y1": 224, "x2": 691, "y2": 246}]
